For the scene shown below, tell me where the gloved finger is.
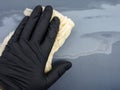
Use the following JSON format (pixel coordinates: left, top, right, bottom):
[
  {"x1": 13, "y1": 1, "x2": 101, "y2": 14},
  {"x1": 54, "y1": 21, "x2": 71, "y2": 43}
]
[
  {"x1": 31, "y1": 5, "x2": 53, "y2": 43},
  {"x1": 41, "y1": 17, "x2": 60, "y2": 58},
  {"x1": 20, "y1": 5, "x2": 42, "y2": 40},
  {"x1": 46, "y1": 60, "x2": 72, "y2": 88},
  {"x1": 8, "y1": 16, "x2": 29, "y2": 44}
]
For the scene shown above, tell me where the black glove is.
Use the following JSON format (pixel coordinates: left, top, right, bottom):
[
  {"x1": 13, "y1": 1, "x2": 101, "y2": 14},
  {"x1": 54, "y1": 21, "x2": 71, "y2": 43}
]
[{"x1": 0, "y1": 5, "x2": 72, "y2": 90}]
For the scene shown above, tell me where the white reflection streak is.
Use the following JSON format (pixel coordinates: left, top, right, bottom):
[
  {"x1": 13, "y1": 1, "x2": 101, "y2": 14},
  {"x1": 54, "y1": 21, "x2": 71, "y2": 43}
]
[{"x1": 54, "y1": 4, "x2": 120, "y2": 59}]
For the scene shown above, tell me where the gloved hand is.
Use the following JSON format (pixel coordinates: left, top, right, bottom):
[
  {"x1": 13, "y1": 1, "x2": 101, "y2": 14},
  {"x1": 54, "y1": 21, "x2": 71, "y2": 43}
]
[{"x1": 0, "y1": 5, "x2": 72, "y2": 90}]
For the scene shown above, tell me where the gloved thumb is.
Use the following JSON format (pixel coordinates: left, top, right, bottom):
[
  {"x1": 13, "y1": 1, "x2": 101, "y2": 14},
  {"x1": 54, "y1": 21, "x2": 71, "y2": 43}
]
[{"x1": 46, "y1": 60, "x2": 72, "y2": 87}]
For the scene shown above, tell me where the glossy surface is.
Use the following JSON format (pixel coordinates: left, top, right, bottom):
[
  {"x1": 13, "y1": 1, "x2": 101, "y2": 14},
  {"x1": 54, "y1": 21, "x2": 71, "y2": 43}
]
[{"x1": 0, "y1": 0, "x2": 120, "y2": 90}]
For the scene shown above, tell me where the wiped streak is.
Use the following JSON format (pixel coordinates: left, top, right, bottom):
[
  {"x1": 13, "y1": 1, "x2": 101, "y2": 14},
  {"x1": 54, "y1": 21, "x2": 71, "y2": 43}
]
[{"x1": 54, "y1": 4, "x2": 120, "y2": 59}]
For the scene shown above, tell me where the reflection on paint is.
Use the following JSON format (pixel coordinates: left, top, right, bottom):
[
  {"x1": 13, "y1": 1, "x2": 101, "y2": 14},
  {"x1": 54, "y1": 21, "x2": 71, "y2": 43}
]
[{"x1": 54, "y1": 4, "x2": 120, "y2": 59}]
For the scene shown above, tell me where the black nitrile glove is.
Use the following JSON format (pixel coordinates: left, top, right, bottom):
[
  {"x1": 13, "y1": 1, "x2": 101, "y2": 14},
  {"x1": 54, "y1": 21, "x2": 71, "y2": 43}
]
[{"x1": 0, "y1": 5, "x2": 72, "y2": 90}]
